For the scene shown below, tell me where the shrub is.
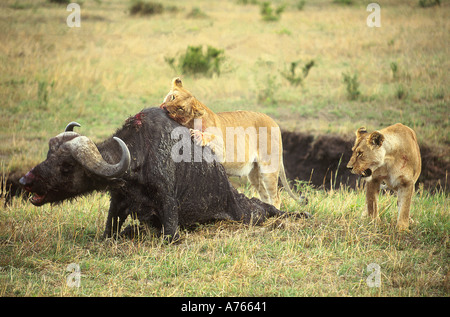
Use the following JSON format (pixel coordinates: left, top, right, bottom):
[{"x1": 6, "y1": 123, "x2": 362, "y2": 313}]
[
  {"x1": 236, "y1": 0, "x2": 258, "y2": 4},
  {"x1": 390, "y1": 62, "x2": 398, "y2": 80},
  {"x1": 165, "y1": 45, "x2": 224, "y2": 77},
  {"x1": 186, "y1": 7, "x2": 208, "y2": 19},
  {"x1": 418, "y1": 0, "x2": 440, "y2": 8},
  {"x1": 296, "y1": 0, "x2": 306, "y2": 10},
  {"x1": 395, "y1": 84, "x2": 408, "y2": 100},
  {"x1": 48, "y1": 0, "x2": 70, "y2": 4},
  {"x1": 258, "y1": 75, "x2": 280, "y2": 107},
  {"x1": 260, "y1": 2, "x2": 285, "y2": 22},
  {"x1": 129, "y1": 1, "x2": 163, "y2": 16},
  {"x1": 37, "y1": 79, "x2": 54, "y2": 109},
  {"x1": 281, "y1": 60, "x2": 315, "y2": 86},
  {"x1": 333, "y1": 0, "x2": 353, "y2": 5},
  {"x1": 342, "y1": 72, "x2": 361, "y2": 100}
]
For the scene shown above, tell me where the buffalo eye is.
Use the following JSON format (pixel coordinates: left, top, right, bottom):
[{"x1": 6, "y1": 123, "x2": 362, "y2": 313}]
[{"x1": 60, "y1": 162, "x2": 74, "y2": 175}]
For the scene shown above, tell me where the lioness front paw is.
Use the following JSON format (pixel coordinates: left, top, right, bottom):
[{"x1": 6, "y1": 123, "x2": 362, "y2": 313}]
[
  {"x1": 190, "y1": 129, "x2": 204, "y2": 146},
  {"x1": 189, "y1": 129, "x2": 215, "y2": 147}
]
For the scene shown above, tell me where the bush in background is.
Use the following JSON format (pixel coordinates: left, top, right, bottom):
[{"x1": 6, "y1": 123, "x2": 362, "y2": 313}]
[
  {"x1": 129, "y1": 1, "x2": 163, "y2": 16},
  {"x1": 281, "y1": 60, "x2": 315, "y2": 86},
  {"x1": 165, "y1": 45, "x2": 224, "y2": 77},
  {"x1": 342, "y1": 72, "x2": 361, "y2": 100},
  {"x1": 186, "y1": 7, "x2": 208, "y2": 19},
  {"x1": 418, "y1": 0, "x2": 440, "y2": 7},
  {"x1": 48, "y1": 0, "x2": 71, "y2": 3},
  {"x1": 260, "y1": 2, "x2": 285, "y2": 22},
  {"x1": 333, "y1": 0, "x2": 353, "y2": 5}
]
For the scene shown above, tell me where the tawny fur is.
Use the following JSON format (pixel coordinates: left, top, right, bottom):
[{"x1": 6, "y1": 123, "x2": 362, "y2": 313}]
[
  {"x1": 347, "y1": 123, "x2": 421, "y2": 231},
  {"x1": 160, "y1": 77, "x2": 304, "y2": 208}
]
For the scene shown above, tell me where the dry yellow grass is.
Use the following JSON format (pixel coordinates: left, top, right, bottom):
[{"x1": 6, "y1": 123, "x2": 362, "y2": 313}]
[{"x1": 1, "y1": 185, "x2": 448, "y2": 296}]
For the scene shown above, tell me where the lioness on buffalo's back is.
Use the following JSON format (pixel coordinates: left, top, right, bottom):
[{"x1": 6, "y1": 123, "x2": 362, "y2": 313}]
[
  {"x1": 160, "y1": 77, "x2": 305, "y2": 209},
  {"x1": 346, "y1": 123, "x2": 421, "y2": 231}
]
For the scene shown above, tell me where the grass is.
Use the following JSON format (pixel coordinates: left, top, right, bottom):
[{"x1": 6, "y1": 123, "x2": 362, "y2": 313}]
[
  {"x1": 1, "y1": 184, "x2": 448, "y2": 296},
  {"x1": 0, "y1": 0, "x2": 449, "y2": 297}
]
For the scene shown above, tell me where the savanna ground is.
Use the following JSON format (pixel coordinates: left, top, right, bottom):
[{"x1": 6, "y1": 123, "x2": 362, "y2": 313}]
[{"x1": 0, "y1": 0, "x2": 449, "y2": 297}]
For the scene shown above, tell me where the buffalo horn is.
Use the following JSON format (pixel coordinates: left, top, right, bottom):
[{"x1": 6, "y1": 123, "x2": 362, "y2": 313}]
[
  {"x1": 66, "y1": 136, "x2": 130, "y2": 178},
  {"x1": 65, "y1": 122, "x2": 81, "y2": 132}
]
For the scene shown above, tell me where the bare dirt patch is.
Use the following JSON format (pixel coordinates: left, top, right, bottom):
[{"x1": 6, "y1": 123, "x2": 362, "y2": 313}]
[{"x1": 281, "y1": 131, "x2": 449, "y2": 192}]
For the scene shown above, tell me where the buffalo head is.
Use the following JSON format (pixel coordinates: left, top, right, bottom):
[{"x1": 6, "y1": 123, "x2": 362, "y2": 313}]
[{"x1": 19, "y1": 122, "x2": 130, "y2": 206}]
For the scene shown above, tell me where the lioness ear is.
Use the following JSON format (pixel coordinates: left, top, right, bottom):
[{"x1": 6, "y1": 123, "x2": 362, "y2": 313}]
[
  {"x1": 356, "y1": 127, "x2": 367, "y2": 138},
  {"x1": 172, "y1": 77, "x2": 183, "y2": 88},
  {"x1": 367, "y1": 131, "x2": 384, "y2": 148}
]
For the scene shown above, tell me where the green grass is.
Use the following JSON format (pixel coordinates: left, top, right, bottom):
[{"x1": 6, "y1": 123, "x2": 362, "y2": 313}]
[
  {"x1": 1, "y1": 185, "x2": 448, "y2": 296},
  {"x1": 0, "y1": 0, "x2": 449, "y2": 297}
]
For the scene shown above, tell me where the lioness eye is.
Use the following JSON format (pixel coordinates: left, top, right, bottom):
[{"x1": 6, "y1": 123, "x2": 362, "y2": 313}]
[
  {"x1": 171, "y1": 95, "x2": 176, "y2": 101},
  {"x1": 357, "y1": 151, "x2": 363, "y2": 157}
]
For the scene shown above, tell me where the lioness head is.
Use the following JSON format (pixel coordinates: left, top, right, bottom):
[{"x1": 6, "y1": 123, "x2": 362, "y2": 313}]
[
  {"x1": 347, "y1": 127, "x2": 386, "y2": 178},
  {"x1": 160, "y1": 77, "x2": 205, "y2": 125}
]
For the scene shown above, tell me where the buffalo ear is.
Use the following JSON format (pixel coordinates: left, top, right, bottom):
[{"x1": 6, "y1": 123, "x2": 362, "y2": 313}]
[
  {"x1": 367, "y1": 131, "x2": 384, "y2": 148},
  {"x1": 172, "y1": 77, "x2": 183, "y2": 88},
  {"x1": 356, "y1": 127, "x2": 367, "y2": 138}
]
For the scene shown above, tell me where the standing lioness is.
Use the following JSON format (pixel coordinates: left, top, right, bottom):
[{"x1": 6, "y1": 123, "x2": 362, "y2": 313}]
[
  {"x1": 347, "y1": 123, "x2": 421, "y2": 231},
  {"x1": 160, "y1": 77, "x2": 305, "y2": 208}
]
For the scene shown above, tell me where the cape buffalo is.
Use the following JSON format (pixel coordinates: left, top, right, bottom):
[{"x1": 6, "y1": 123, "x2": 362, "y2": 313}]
[{"x1": 19, "y1": 108, "x2": 307, "y2": 241}]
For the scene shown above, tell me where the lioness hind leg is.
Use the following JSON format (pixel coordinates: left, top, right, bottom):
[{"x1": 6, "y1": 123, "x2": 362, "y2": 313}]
[
  {"x1": 248, "y1": 164, "x2": 270, "y2": 204},
  {"x1": 397, "y1": 184, "x2": 414, "y2": 231},
  {"x1": 260, "y1": 171, "x2": 281, "y2": 209}
]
